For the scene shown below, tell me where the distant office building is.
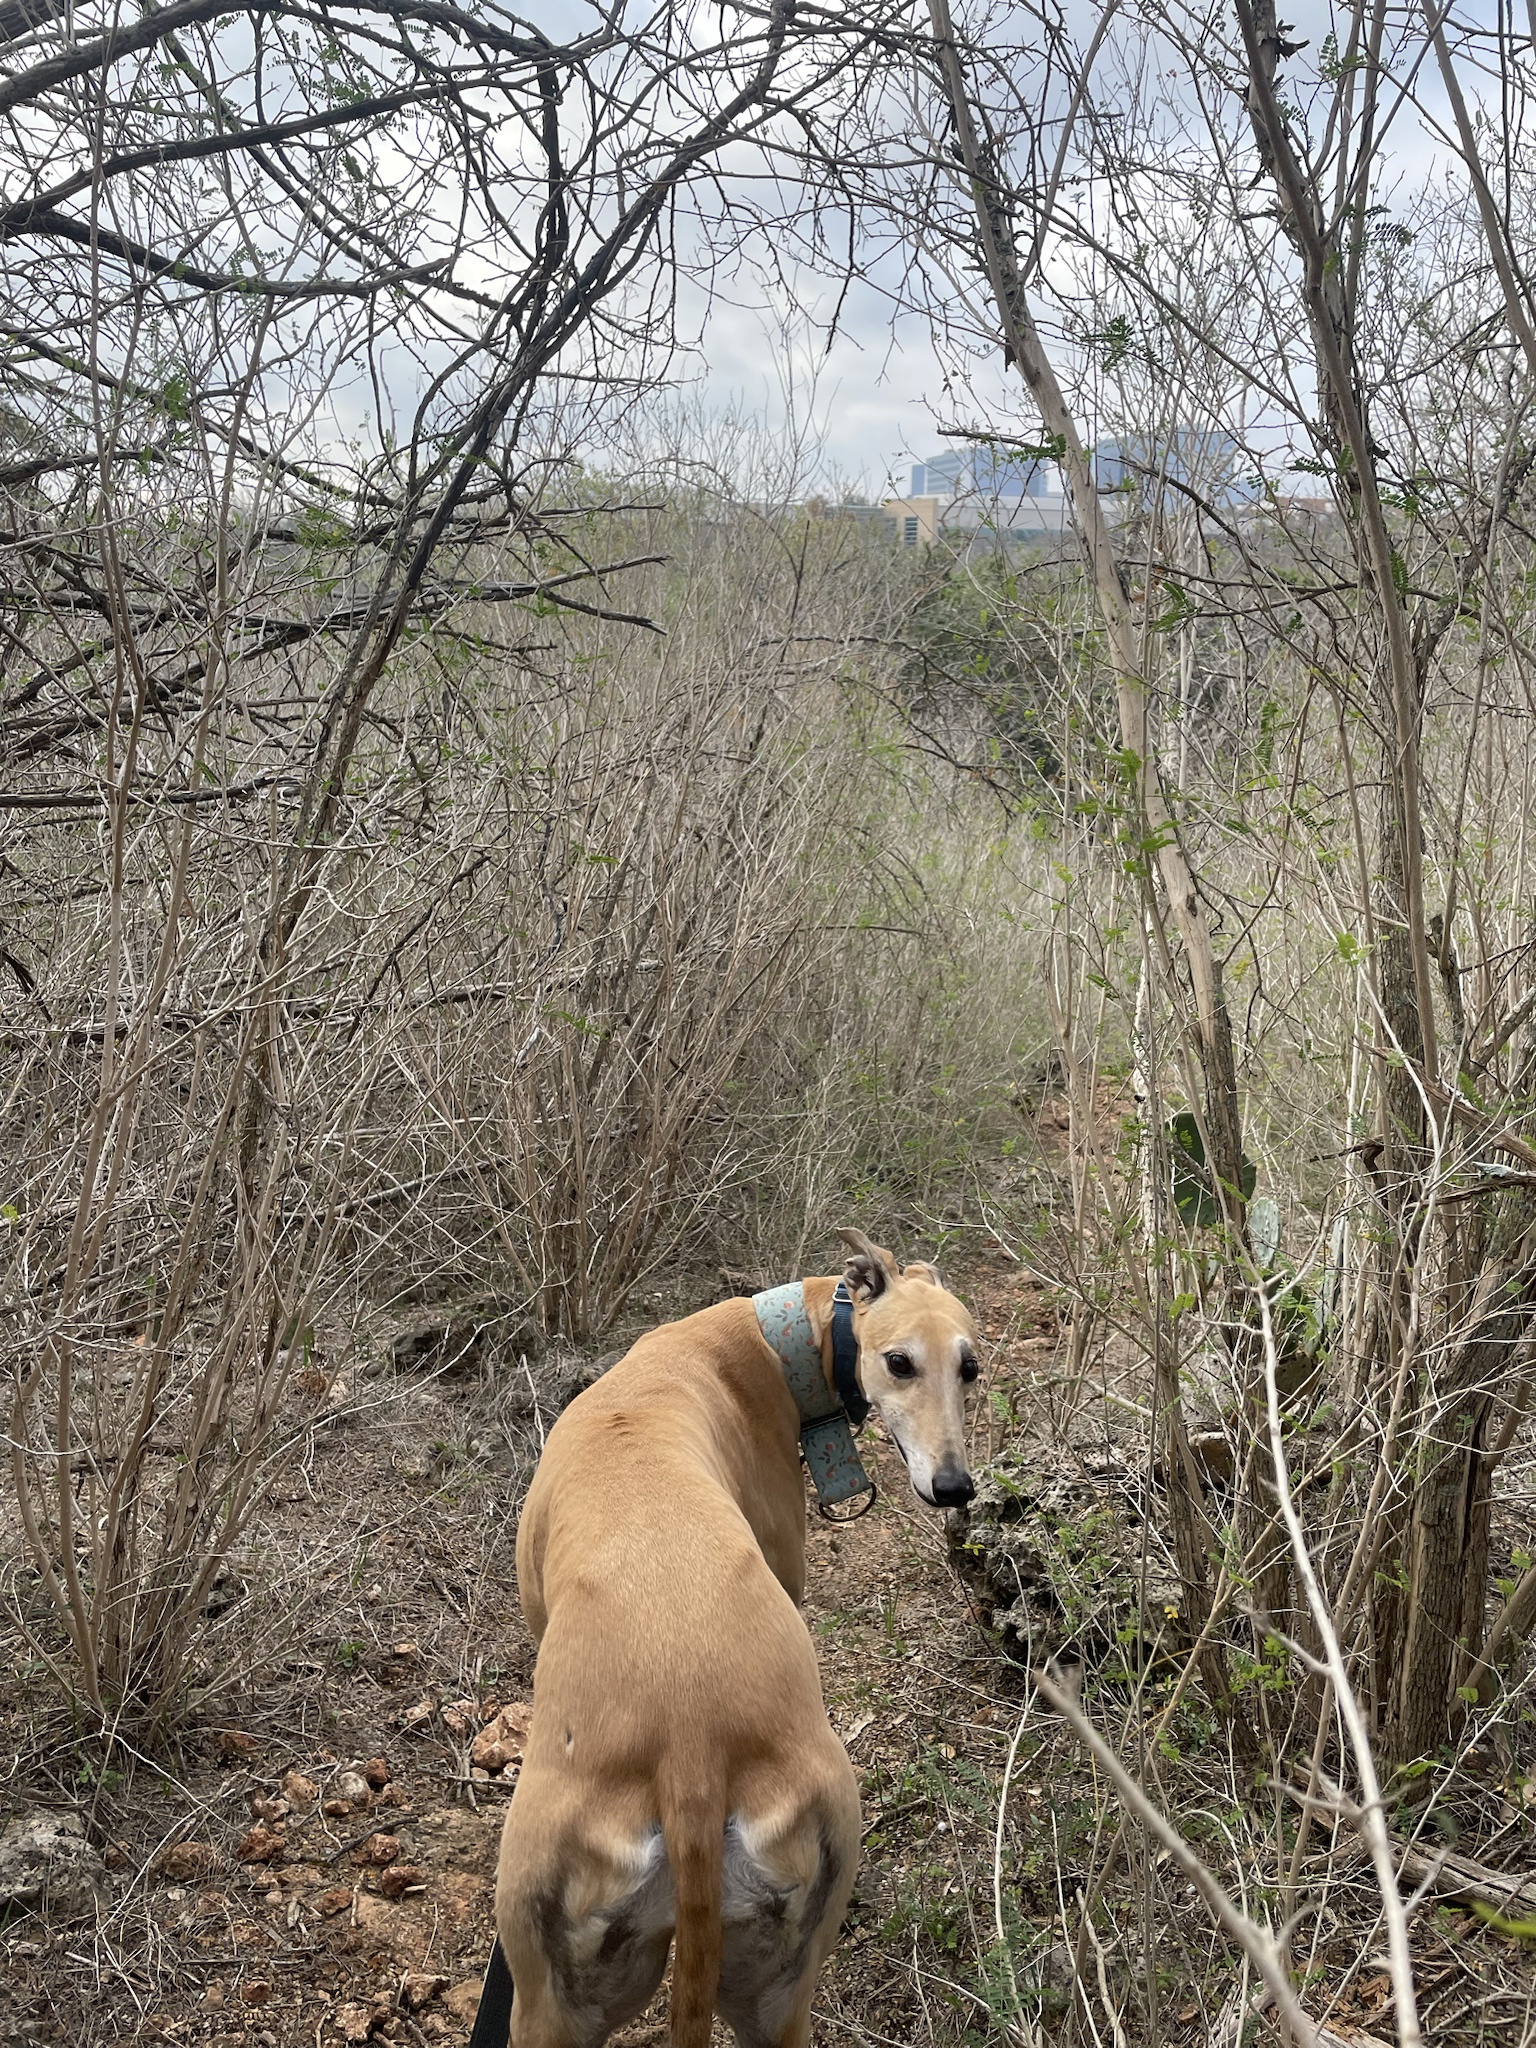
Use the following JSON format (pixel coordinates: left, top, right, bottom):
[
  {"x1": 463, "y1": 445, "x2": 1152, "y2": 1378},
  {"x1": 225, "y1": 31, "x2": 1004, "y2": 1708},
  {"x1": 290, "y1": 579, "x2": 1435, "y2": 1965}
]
[
  {"x1": 1091, "y1": 428, "x2": 1257, "y2": 508},
  {"x1": 900, "y1": 444, "x2": 1069, "y2": 542},
  {"x1": 907, "y1": 428, "x2": 1256, "y2": 526},
  {"x1": 834, "y1": 497, "x2": 940, "y2": 544},
  {"x1": 875, "y1": 495, "x2": 942, "y2": 545},
  {"x1": 840, "y1": 429, "x2": 1257, "y2": 548},
  {"x1": 910, "y1": 446, "x2": 1063, "y2": 503}
]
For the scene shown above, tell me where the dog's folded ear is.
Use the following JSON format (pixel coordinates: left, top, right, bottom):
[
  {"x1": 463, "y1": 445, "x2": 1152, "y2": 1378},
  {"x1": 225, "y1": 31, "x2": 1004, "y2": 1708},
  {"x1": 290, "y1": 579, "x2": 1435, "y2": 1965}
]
[
  {"x1": 902, "y1": 1259, "x2": 944, "y2": 1289},
  {"x1": 837, "y1": 1227, "x2": 899, "y2": 1302}
]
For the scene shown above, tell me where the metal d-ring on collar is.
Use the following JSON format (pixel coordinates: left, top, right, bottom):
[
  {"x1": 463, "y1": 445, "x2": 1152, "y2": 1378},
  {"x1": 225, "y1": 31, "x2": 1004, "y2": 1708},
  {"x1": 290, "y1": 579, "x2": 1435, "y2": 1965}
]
[{"x1": 753, "y1": 1279, "x2": 876, "y2": 1519}]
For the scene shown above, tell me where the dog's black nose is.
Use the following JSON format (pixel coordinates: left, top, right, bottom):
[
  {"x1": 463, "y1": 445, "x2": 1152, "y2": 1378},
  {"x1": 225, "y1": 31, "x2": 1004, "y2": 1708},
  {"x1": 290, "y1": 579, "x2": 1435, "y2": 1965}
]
[{"x1": 931, "y1": 1466, "x2": 975, "y2": 1508}]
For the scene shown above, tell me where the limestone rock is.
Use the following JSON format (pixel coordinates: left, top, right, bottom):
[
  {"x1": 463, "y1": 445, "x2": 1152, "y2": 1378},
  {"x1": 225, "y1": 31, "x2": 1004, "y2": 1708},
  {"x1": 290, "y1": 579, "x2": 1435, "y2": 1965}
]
[{"x1": 0, "y1": 1809, "x2": 105, "y2": 1922}]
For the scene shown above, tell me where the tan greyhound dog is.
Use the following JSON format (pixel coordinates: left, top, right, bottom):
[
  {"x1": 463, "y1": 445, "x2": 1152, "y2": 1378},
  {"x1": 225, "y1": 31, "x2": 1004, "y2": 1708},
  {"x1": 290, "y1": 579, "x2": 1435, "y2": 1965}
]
[{"x1": 490, "y1": 1230, "x2": 979, "y2": 2048}]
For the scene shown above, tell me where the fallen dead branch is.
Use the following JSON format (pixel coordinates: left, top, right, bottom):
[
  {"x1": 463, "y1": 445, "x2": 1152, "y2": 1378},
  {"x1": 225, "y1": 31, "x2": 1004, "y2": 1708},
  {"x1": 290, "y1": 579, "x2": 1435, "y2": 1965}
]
[{"x1": 1395, "y1": 1843, "x2": 1536, "y2": 1921}]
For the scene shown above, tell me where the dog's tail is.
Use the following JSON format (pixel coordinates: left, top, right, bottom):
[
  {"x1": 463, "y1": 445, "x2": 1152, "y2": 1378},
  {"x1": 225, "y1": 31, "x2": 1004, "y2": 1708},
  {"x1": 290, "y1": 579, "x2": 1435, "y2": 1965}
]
[{"x1": 660, "y1": 1764, "x2": 726, "y2": 2048}]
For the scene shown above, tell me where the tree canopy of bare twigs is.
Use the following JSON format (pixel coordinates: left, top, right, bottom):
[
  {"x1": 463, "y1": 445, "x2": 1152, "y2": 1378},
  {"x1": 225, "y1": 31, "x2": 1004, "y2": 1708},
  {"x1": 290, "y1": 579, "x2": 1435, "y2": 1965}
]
[
  {"x1": 0, "y1": 0, "x2": 920, "y2": 1728},
  {"x1": 10, "y1": 2, "x2": 1536, "y2": 2042}
]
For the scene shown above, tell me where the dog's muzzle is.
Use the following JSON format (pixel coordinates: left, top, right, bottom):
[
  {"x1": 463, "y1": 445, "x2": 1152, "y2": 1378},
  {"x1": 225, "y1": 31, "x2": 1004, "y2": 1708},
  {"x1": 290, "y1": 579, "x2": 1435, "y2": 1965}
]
[{"x1": 929, "y1": 1462, "x2": 975, "y2": 1509}]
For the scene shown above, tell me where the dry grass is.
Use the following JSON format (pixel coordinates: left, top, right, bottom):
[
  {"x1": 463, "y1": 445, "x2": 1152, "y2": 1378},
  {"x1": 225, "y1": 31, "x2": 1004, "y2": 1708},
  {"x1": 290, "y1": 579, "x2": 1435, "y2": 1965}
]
[
  {"x1": 8, "y1": 492, "x2": 1536, "y2": 2048},
  {"x1": 1, "y1": 498, "x2": 1051, "y2": 1738},
  {"x1": 7, "y1": 1207, "x2": 1536, "y2": 2047}
]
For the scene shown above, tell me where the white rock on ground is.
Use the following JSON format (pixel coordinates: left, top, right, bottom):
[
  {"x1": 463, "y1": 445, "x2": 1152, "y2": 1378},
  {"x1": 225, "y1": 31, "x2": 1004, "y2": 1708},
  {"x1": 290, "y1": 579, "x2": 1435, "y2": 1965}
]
[{"x1": 0, "y1": 1809, "x2": 106, "y2": 1922}]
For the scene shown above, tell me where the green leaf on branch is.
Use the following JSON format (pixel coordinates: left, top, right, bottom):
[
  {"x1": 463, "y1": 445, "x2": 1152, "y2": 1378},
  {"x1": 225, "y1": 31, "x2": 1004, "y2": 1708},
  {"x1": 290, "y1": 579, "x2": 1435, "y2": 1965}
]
[
  {"x1": 1151, "y1": 579, "x2": 1195, "y2": 633},
  {"x1": 1167, "y1": 1111, "x2": 1257, "y2": 1228}
]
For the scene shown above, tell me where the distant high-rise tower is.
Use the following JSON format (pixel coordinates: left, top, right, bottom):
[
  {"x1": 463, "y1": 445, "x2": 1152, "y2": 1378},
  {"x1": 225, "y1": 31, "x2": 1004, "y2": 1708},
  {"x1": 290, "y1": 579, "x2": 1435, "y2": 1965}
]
[{"x1": 910, "y1": 446, "x2": 1061, "y2": 501}]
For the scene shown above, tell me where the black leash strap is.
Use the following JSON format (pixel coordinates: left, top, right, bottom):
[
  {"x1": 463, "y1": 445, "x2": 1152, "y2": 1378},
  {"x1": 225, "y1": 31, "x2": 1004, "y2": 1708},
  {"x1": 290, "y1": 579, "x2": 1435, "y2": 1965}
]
[
  {"x1": 817, "y1": 1277, "x2": 875, "y2": 1517},
  {"x1": 466, "y1": 1938, "x2": 514, "y2": 2048}
]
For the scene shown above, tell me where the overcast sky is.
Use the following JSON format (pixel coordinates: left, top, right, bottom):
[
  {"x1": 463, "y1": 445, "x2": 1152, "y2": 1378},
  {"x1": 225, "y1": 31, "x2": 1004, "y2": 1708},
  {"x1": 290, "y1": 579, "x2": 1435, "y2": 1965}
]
[
  {"x1": 630, "y1": 0, "x2": 1487, "y2": 501},
  {"x1": 673, "y1": 281, "x2": 991, "y2": 501}
]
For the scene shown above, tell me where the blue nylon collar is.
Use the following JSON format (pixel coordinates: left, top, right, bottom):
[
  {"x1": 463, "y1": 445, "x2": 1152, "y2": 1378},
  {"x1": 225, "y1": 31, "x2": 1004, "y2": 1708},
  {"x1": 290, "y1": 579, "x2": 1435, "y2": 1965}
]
[{"x1": 753, "y1": 1282, "x2": 874, "y2": 1510}]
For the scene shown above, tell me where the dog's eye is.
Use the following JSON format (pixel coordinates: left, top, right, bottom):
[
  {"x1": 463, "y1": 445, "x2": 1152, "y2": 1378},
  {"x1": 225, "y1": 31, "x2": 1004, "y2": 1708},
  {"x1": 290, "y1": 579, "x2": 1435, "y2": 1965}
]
[
  {"x1": 960, "y1": 1356, "x2": 979, "y2": 1384},
  {"x1": 884, "y1": 1351, "x2": 916, "y2": 1379}
]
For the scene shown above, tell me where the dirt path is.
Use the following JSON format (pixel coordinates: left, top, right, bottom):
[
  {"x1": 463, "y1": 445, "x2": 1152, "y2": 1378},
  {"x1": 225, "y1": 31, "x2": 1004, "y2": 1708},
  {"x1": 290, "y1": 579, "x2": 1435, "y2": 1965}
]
[
  {"x1": 3, "y1": 1256, "x2": 1054, "y2": 2048},
  {"x1": 12, "y1": 1249, "x2": 1533, "y2": 2047}
]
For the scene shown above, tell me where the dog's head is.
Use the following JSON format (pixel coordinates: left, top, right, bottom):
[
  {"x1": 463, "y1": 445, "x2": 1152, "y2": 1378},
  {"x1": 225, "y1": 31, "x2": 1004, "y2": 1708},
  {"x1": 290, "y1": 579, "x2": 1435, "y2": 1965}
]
[{"x1": 837, "y1": 1228, "x2": 979, "y2": 1510}]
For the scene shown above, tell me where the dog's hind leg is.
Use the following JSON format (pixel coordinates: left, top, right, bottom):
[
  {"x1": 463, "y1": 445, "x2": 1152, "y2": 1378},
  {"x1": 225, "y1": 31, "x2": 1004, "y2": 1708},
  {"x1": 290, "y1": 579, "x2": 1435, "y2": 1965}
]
[
  {"x1": 499, "y1": 1812, "x2": 675, "y2": 2048},
  {"x1": 716, "y1": 1771, "x2": 860, "y2": 2048}
]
